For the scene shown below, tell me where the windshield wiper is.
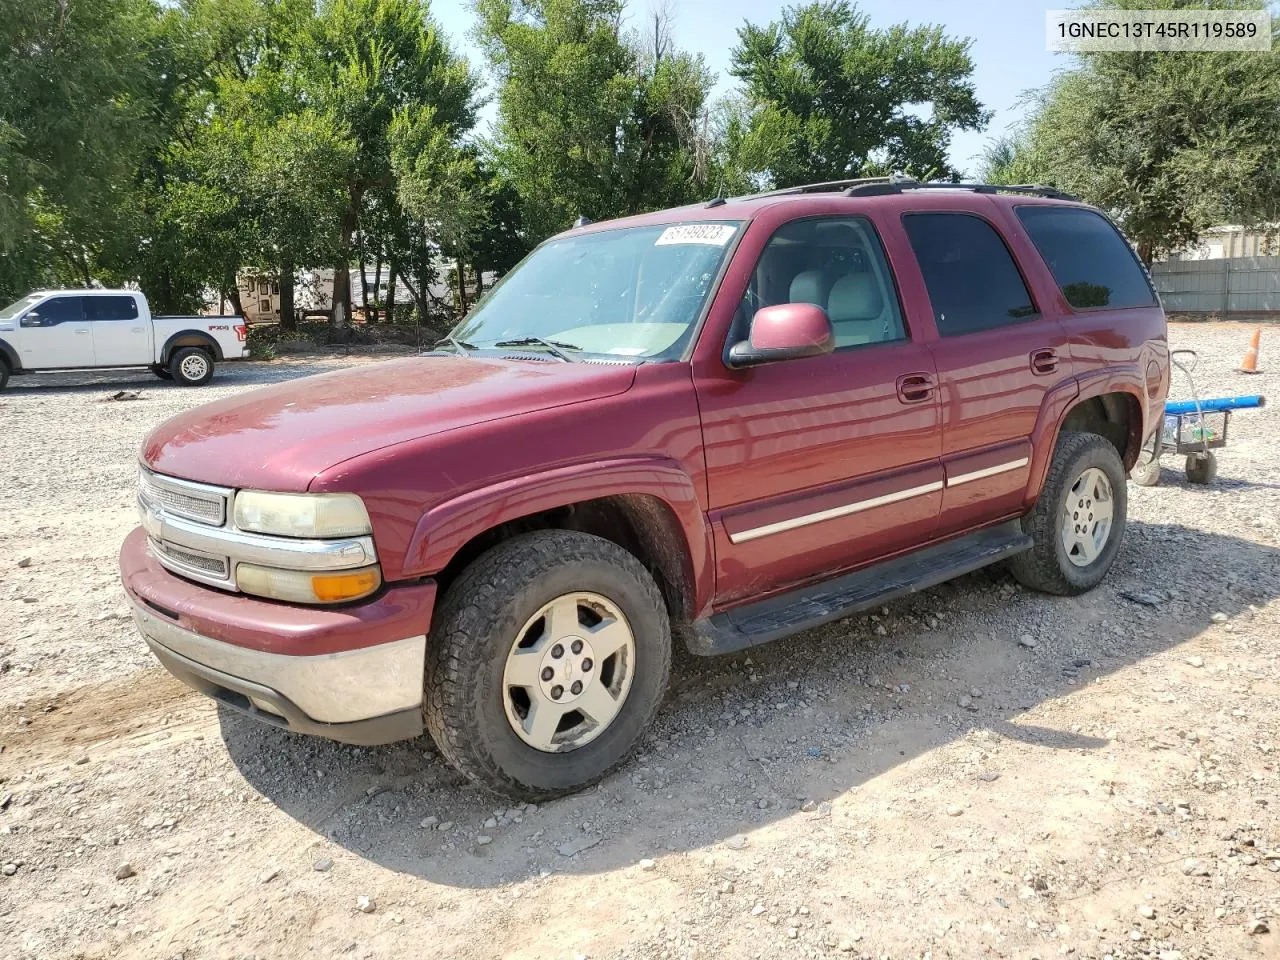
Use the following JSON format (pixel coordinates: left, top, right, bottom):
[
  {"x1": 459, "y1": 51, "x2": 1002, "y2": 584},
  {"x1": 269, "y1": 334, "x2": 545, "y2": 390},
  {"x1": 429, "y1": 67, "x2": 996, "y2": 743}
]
[
  {"x1": 432, "y1": 335, "x2": 478, "y2": 355},
  {"x1": 493, "y1": 336, "x2": 582, "y2": 362}
]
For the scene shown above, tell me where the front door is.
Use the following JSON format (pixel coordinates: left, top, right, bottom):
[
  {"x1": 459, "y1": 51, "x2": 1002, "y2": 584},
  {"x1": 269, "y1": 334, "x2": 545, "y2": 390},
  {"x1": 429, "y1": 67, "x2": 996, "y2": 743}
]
[
  {"x1": 694, "y1": 215, "x2": 943, "y2": 607},
  {"x1": 88, "y1": 295, "x2": 151, "y2": 365},
  {"x1": 15, "y1": 295, "x2": 94, "y2": 369},
  {"x1": 898, "y1": 207, "x2": 1072, "y2": 536}
]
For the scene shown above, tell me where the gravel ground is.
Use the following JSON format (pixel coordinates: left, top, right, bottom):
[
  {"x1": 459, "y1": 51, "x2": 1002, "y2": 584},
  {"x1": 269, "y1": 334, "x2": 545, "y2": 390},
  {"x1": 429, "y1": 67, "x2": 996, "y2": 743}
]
[{"x1": 1, "y1": 324, "x2": 1277, "y2": 960}]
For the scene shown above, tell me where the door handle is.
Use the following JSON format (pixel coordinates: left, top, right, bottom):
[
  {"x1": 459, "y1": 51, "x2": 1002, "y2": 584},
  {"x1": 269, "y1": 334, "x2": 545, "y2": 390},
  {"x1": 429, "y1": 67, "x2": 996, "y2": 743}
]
[
  {"x1": 75, "y1": 328, "x2": 90, "y2": 336},
  {"x1": 131, "y1": 327, "x2": 145, "y2": 333},
  {"x1": 1030, "y1": 348, "x2": 1058, "y2": 375},
  {"x1": 896, "y1": 372, "x2": 936, "y2": 404}
]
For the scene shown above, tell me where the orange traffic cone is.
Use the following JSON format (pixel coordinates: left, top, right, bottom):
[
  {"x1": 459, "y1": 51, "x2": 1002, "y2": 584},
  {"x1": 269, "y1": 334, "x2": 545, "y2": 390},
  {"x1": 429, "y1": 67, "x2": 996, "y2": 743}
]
[{"x1": 1239, "y1": 326, "x2": 1262, "y2": 374}]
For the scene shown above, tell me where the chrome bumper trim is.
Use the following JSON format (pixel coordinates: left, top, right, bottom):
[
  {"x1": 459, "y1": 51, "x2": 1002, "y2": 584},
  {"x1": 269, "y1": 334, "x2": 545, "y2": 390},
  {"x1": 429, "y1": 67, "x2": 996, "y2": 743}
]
[{"x1": 131, "y1": 600, "x2": 425, "y2": 723}]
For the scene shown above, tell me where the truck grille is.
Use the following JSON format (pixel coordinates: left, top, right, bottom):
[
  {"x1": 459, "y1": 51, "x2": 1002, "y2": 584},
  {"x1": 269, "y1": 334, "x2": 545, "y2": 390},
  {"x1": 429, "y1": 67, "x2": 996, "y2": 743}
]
[
  {"x1": 150, "y1": 539, "x2": 230, "y2": 580},
  {"x1": 138, "y1": 469, "x2": 228, "y2": 526},
  {"x1": 136, "y1": 467, "x2": 377, "y2": 594}
]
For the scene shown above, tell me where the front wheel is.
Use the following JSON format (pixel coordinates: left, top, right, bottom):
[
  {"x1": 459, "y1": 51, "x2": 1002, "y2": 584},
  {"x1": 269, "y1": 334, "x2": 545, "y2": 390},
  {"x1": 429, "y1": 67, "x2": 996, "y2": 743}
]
[
  {"x1": 424, "y1": 531, "x2": 672, "y2": 800},
  {"x1": 169, "y1": 347, "x2": 214, "y2": 386},
  {"x1": 1010, "y1": 431, "x2": 1128, "y2": 595},
  {"x1": 0, "y1": 362, "x2": 9, "y2": 391}
]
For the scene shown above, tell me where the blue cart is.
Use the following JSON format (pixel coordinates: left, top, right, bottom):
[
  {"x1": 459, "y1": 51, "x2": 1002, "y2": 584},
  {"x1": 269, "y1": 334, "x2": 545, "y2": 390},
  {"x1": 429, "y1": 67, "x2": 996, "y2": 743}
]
[{"x1": 1130, "y1": 352, "x2": 1266, "y2": 486}]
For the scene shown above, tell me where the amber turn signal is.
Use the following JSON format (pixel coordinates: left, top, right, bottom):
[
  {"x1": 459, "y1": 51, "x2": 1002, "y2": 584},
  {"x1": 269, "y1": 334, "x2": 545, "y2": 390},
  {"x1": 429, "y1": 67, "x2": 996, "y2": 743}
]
[{"x1": 311, "y1": 568, "x2": 382, "y2": 603}]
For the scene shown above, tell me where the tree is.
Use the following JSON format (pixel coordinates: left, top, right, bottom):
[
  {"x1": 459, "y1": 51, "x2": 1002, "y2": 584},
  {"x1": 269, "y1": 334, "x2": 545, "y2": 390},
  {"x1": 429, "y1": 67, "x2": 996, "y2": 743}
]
[
  {"x1": 0, "y1": 0, "x2": 156, "y2": 299},
  {"x1": 476, "y1": 0, "x2": 714, "y2": 242},
  {"x1": 727, "y1": 0, "x2": 988, "y2": 187},
  {"x1": 307, "y1": 0, "x2": 478, "y2": 329},
  {"x1": 984, "y1": 7, "x2": 1280, "y2": 263}
]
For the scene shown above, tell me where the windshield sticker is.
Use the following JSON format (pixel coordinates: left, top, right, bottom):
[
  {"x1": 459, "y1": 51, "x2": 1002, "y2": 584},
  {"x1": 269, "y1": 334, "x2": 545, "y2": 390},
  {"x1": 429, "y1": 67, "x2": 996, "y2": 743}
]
[{"x1": 654, "y1": 224, "x2": 737, "y2": 247}]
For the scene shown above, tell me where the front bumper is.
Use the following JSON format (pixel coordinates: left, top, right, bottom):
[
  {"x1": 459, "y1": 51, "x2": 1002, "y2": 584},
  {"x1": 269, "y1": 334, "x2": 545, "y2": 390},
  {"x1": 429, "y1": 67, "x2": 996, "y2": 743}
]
[{"x1": 120, "y1": 527, "x2": 435, "y2": 745}]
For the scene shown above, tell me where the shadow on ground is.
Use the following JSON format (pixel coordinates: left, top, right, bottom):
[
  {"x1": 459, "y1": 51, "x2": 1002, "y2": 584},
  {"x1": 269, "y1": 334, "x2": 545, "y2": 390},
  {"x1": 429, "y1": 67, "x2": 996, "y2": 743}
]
[{"x1": 221, "y1": 520, "x2": 1280, "y2": 889}]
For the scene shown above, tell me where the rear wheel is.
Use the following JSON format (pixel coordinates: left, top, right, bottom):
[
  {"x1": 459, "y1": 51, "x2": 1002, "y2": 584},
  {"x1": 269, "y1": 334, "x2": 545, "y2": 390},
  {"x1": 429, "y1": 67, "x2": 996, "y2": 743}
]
[
  {"x1": 169, "y1": 347, "x2": 213, "y2": 386},
  {"x1": 424, "y1": 530, "x2": 672, "y2": 800},
  {"x1": 1010, "y1": 431, "x2": 1127, "y2": 595}
]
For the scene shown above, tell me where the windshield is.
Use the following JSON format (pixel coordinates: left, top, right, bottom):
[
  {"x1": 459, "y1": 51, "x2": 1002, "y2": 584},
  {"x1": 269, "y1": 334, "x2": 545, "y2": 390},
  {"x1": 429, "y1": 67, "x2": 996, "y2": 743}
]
[
  {"x1": 451, "y1": 221, "x2": 742, "y2": 360},
  {"x1": 0, "y1": 294, "x2": 43, "y2": 320}
]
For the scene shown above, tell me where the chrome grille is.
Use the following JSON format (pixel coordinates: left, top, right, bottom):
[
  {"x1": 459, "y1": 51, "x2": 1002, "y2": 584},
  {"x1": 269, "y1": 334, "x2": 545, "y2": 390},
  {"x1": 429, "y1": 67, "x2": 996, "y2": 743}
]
[
  {"x1": 149, "y1": 538, "x2": 230, "y2": 579},
  {"x1": 138, "y1": 469, "x2": 228, "y2": 526},
  {"x1": 136, "y1": 467, "x2": 377, "y2": 594}
]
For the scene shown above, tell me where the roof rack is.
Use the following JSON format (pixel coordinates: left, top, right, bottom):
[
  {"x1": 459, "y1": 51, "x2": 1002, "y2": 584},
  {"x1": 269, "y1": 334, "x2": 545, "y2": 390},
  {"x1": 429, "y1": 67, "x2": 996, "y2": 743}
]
[
  {"x1": 726, "y1": 175, "x2": 1078, "y2": 204},
  {"x1": 843, "y1": 180, "x2": 1079, "y2": 201},
  {"x1": 731, "y1": 176, "x2": 897, "y2": 202}
]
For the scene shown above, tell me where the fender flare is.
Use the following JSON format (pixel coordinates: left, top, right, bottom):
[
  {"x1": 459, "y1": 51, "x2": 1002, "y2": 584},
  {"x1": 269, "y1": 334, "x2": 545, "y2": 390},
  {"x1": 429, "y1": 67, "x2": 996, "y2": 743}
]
[
  {"x1": 161, "y1": 330, "x2": 223, "y2": 364},
  {"x1": 0, "y1": 337, "x2": 20, "y2": 372},
  {"x1": 401, "y1": 457, "x2": 715, "y2": 618},
  {"x1": 1025, "y1": 367, "x2": 1146, "y2": 506}
]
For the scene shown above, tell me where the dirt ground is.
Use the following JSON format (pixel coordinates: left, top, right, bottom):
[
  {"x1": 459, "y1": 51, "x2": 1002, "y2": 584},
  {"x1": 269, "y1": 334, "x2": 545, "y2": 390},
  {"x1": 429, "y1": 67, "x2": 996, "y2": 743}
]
[{"x1": 1, "y1": 324, "x2": 1278, "y2": 960}]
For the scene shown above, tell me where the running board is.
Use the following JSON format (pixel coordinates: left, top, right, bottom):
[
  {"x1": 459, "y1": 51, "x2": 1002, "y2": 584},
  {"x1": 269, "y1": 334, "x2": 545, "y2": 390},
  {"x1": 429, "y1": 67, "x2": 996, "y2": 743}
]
[{"x1": 687, "y1": 520, "x2": 1033, "y2": 656}]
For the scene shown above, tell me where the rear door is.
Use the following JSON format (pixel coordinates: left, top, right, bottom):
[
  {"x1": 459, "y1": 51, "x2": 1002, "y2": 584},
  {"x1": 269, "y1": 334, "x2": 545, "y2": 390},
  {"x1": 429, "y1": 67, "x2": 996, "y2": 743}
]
[
  {"x1": 88, "y1": 295, "x2": 151, "y2": 365},
  {"x1": 898, "y1": 207, "x2": 1072, "y2": 536},
  {"x1": 15, "y1": 296, "x2": 94, "y2": 369},
  {"x1": 693, "y1": 214, "x2": 942, "y2": 607}
]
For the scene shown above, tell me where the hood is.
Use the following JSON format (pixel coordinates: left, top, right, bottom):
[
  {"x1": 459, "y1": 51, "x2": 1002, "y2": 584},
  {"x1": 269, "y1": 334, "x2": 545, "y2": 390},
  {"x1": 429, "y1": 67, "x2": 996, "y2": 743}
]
[{"x1": 142, "y1": 356, "x2": 638, "y2": 490}]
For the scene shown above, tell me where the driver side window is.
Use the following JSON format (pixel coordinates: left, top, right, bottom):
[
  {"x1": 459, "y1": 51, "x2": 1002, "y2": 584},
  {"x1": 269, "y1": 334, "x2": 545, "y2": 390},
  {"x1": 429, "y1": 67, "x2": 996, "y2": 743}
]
[{"x1": 736, "y1": 216, "x2": 905, "y2": 350}]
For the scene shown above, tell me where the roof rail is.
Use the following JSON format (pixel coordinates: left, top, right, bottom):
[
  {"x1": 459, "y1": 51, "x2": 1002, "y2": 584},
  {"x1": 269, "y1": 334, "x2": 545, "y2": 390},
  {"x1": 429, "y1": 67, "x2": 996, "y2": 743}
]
[
  {"x1": 731, "y1": 176, "x2": 895, "y2": 202},
  {"x1": 844, "y1": 180, "x2": 1079, "y2": 201},
  {"x1": 722, "y1": 176, "x2": 1079, "y2": 204}
]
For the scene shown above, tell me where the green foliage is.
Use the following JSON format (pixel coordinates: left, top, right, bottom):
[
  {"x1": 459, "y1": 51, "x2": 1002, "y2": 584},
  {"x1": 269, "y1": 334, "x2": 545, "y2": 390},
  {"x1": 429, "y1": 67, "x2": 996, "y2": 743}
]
[
  {"x1": 476, "y1": 0, "x2": 715, "y2": 241},
  {"x1": 728, "y1": 0, "x2": 989, "y2": 187},
  {"x1": 0, "y1": 0, "x2": 157, "y2": 295},
  {"x1": 987, "y1": 0, "x2": 1280, "y2": 261}
]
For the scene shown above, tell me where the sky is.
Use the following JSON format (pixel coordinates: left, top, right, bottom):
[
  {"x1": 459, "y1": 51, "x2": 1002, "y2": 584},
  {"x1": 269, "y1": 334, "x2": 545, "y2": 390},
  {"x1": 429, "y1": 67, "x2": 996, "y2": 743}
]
[{"x1": 429, "y1": 0, "x2": 1072, "y2": 178}]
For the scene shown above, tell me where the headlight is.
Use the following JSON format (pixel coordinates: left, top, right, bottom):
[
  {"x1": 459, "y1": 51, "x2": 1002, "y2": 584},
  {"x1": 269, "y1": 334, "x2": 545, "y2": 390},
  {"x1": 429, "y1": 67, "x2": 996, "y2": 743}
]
[
  {"x1": 233, "y1": 491, "x2": 372, "y2": 539},
  {"x1": 236, "y1": 563, "x2": 382, "y2": 604}
]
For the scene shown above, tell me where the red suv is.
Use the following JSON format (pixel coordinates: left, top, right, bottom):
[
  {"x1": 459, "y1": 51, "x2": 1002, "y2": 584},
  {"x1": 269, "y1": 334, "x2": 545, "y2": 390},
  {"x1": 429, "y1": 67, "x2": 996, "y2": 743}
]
[{"x1": 120, "y1": 178, "x2": 1169, "y2": 799}]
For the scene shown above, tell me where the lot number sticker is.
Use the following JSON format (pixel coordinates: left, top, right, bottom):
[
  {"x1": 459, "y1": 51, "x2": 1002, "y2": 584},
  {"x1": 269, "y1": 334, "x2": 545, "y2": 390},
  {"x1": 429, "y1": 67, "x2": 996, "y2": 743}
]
[{"x1": 655, "y1": 224, "x2": 737, "y2": 246}]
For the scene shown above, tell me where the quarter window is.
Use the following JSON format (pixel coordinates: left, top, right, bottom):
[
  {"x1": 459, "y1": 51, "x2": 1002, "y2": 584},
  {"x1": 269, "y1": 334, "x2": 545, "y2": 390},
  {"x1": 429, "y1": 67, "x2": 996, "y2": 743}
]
[
  {"x1": 1016, "y1": 206, "x2": 1156, "y2": 309},
  {"x1": 902, "y1": 213, "x2": 1036, "y2": 336},
  {"x1": 738, "y1": 216, "x2": 905, "y2": 350}
]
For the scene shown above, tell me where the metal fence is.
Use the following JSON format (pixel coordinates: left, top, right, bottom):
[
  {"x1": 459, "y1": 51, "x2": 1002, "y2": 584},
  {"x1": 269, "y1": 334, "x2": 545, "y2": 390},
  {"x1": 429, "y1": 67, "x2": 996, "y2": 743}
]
[{"x1": 1150, "y1": 256, "x2": 1280, "y2": 316}]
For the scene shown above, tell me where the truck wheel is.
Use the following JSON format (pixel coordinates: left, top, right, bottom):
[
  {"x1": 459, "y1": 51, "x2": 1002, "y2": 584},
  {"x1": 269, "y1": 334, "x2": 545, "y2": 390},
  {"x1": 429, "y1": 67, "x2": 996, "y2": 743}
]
[
  {"x1": 0, "y1": 361, "x2": 8, "y2": 391},
  {"x1": 1129, "y1": 454, "x2": 1161, "y2": 487},
  {"x1": 1185, "y1": 451, "x2": 1217, "y2": 485},
  {"x1": 1010, "y1": 431, "x2": 1127, "y2": 596},
  {"x1": 169, "y1": 347, "x2": 213, "y2": 386},
  {"x1": 424, "y1": 530, "x2": 672, "y2": 800}
]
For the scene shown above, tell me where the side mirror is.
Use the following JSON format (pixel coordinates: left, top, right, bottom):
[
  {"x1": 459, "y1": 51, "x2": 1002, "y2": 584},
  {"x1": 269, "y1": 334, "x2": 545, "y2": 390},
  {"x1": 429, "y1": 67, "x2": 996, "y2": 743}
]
[
  {"x1": 727, "y1": 302, "x2": 835, "y2": 368},
  {"x1": 20, "y1": 313, "x2": 43, "y2": 328}
]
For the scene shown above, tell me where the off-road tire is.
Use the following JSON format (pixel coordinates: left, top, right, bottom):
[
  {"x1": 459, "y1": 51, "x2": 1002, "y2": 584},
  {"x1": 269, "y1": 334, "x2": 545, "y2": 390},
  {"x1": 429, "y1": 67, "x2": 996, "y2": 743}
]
[
  {"x1": 1129, "y1": 454, "x2": 1161, "y2": 487},
  {"x1": 424, "y1": 530, "x2": 672, "y2": 800},
  {"x1": 169, "y1": 347, "x2": 214, "y2": 386},
  {"x1": 1010, "y1": 431, "x2": 1127, "y2": 596},
  {"x1": 1185, "y1": 451, "x2": 1217, "y2": 485}
]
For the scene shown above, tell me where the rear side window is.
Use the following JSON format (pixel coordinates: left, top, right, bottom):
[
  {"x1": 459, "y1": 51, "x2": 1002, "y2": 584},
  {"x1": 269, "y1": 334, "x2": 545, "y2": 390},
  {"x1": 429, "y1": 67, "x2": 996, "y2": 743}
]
[
  {"x1": 902, "y1": 213, "x2": 1037, "y2": 336},
  {"x1": 85, "y1": 296, "x2": 139, "y2": 321},
  {"x1": 1016, "y1": 206, "x2": 1156, "y2": 309}
]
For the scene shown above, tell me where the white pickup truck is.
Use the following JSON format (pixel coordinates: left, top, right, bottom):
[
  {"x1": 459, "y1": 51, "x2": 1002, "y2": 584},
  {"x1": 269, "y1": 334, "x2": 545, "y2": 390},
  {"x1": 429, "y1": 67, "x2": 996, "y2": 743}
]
[{"x1": 0, "y1": 289, "x2": 249, "y2": 389}]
